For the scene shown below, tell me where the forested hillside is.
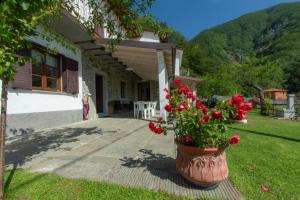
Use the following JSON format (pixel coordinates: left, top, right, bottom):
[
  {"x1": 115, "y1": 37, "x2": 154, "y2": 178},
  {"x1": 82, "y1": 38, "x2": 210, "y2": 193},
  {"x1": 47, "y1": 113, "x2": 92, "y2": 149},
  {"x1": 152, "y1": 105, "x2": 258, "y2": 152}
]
[{"x1": 184, "y1": 2, "x2": 300, "y2": 96}]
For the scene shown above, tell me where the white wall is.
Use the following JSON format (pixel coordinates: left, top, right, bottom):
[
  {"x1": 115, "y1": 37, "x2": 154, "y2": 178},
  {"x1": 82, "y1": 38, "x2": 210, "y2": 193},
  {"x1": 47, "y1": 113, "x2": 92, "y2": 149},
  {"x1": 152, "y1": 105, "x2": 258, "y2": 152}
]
[
  {"x1": 137, "y1": 31, "x2": 160, "y2": 43},
  {"x1": 7, "y1": 32, "x2": 83, "y2": 115}
]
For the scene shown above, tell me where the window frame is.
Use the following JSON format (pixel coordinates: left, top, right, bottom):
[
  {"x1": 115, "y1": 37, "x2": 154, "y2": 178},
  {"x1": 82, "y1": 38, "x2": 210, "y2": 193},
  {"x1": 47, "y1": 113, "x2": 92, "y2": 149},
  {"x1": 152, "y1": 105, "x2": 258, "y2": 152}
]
[{"x1": 31, "y1": 45, "x2": 62, "y2": 92}]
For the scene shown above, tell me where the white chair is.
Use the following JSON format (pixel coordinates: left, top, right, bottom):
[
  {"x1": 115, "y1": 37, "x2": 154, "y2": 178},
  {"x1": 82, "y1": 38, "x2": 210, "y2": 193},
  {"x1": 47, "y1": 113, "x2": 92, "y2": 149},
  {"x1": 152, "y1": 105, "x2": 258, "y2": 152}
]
[
  {"x1": 150, "y1": 101, "x2": 157, "y2": 117},
  {"x1": 134, "y1": 102, "x2": 139, "y2": 118}
]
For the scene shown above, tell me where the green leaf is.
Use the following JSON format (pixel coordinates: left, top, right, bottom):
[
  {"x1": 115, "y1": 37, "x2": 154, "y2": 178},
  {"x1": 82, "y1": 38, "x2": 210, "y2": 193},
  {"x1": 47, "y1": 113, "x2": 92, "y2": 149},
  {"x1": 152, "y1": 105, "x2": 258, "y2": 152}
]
[{"x1": 21, "y1": 2, "x2": 30, "y2": 10}]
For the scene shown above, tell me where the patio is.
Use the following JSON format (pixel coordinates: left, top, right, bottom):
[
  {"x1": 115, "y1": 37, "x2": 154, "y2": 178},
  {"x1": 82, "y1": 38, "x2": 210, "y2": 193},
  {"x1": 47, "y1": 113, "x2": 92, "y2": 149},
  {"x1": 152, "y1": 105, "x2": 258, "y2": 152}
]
[{"x1": 6, "y1": 117, "x2": 242, "y2": 200}]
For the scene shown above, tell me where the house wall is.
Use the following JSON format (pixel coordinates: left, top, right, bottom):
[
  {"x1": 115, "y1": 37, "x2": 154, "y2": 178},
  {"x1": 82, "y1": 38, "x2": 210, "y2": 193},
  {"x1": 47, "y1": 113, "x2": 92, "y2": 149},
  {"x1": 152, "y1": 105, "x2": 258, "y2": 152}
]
[
  {"x1": 6, "y1": 34, "x2": 83, "y2": 140},
  {"x1": 82, "y1": 52, "x2": 139, "y2": 119},
  {"x1": 136, "y1": 31, "x2": 160, "y2": 43}
]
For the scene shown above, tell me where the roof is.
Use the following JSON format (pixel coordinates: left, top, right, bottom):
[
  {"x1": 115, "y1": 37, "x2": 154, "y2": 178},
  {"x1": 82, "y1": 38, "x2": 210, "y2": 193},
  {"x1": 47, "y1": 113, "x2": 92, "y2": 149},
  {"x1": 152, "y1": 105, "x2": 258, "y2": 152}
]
[{"x1": 263, "y1": 88, "x2": 288, "y2": 92}]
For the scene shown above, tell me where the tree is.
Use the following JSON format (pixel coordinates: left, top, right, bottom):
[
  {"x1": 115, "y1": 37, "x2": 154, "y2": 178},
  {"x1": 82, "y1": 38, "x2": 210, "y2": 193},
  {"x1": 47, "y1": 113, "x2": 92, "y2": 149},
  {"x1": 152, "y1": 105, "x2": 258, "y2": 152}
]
[
  {"x1": 0, "y1": 0, "x2": 161, "y2": 198},
  {"x1": 235, "y1": 57, "x2": 284, "y2": 114},
  {"x1": 197, "y1": 64, "x2": 241, "y2": 97}
]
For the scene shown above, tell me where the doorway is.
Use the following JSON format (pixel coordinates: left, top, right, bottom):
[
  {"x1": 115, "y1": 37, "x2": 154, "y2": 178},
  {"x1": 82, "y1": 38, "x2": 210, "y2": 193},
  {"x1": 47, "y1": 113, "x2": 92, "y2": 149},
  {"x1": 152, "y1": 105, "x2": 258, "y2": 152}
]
[
  {"x1": 95, "y1": 74, "x2": 104, "y2": 113},
  {"x1": 138, "y1": 81, "x2": 150, "y2": 101}
]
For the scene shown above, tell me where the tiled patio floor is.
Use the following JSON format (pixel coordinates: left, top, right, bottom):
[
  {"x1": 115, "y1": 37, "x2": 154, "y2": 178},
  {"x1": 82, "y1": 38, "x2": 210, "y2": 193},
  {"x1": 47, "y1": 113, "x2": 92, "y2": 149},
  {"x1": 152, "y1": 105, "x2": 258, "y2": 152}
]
[{"x1": 6, "y1": 117, "x2": 243, "y2": 200}]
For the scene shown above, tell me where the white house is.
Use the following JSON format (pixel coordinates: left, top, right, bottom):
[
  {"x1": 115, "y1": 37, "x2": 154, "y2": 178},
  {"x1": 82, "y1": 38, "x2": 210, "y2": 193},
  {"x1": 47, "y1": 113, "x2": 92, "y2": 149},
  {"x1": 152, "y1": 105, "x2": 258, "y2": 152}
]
[{"x1": 5, "y1": 1, "x2": 184, "y2": 141}]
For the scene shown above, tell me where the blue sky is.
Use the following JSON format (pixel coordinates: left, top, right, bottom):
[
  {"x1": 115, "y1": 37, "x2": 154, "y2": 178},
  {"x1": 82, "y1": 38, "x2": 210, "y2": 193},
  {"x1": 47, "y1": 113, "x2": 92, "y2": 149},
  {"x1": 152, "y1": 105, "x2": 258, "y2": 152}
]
[{"x1": 150, "y1": 0, "x2": 300, "y2": 40}]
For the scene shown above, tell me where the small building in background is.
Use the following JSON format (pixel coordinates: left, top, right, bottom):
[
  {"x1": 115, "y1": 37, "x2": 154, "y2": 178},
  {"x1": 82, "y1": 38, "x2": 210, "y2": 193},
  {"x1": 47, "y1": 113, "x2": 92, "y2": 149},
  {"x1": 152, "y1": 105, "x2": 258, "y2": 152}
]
[{"x1": 264, "y1": 88, "x2": 288, "y2": 100}]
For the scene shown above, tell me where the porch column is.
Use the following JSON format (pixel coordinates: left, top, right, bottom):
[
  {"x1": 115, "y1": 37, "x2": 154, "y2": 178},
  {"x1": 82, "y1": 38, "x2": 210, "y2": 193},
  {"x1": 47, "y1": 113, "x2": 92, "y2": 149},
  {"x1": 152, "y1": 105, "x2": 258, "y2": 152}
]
[{"x1": 157, "y1": 50, "x2": 169, "y2": 121}]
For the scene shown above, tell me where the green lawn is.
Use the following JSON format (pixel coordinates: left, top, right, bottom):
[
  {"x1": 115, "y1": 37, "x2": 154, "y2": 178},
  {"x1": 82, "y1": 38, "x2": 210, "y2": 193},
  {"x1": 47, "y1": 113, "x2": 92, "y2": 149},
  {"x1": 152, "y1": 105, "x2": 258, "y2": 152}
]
[
  {"x1": 4, "y1": 170, "x2": 193, "y2": 200},
  {"x1": 4, "y1": 110, "x2": 299, "y2": 200},
  {"x1": 227, "y1": 110, "x2": 300, "y2": 200}
]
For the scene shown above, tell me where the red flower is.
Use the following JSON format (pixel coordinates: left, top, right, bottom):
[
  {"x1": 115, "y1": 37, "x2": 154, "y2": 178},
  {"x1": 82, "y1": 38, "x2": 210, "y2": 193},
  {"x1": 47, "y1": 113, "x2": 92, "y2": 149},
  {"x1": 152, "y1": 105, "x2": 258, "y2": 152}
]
[
  {"x1": 173, "y1": 79, "x2": 181, "y2": 85},
  {"x1": 229, "y1": 135, "x2": 240, "y2": 145},
  {"x1": 165, "y1": 94, "x2": 171, "y2": 100},
  {"x1": 261, "y1": 185, "x2": 272, "y2": 193},
  {"x1": 234, "y1": 109, "x2": 246, "y2": 120},
  {"x1": 185, "y1": 135, "x2": 193, "y2": 143},
  {"x1": 202, "y1": 106, "x2": 208, "y2": 114},
  {"x1": 187, "y1": 91, "x2": 193, "y2": 98},
  {"x1": 199, "y1": 115, "x2": 209, "y2": 125},
  {"x1": 157, "y1": 117, "x2": 164, "y2": 123},
  {"x1": 243, "y1": 102, "x2": 253, "y2": 111},
  {"x1": 196, "y1": 101, "x2": 203, "y2": 109},
  {"x1": 163, "y1": 88, "x2": 169, "y2": 93},
  {"x1": 183, "y1": 86, "x2": 190, "y2": 95},
  {"x1": 165, "y1": 104, "x2": 172, "y2": 112},
  {"x1": 148, "y1": 121, "x2": 155, "y2": 131},
  {"x1": 177, "y1": 104, "x2": 185, "y2": 112},
  {"x1": 212, "y1": 110, "x2": 222, "y2": 120},
  {"x1": 177, "y1": 89, "x2": 183, "y2": 95},
  {"x1": 154, "y1": 127, "x2": 164, "y2": 134},
  {"x1": 192, "y1": 95, "x2": 197, "y2": 101},
  {"x1": 232, "y1": 95, "x2": 245, "y2": 107}
]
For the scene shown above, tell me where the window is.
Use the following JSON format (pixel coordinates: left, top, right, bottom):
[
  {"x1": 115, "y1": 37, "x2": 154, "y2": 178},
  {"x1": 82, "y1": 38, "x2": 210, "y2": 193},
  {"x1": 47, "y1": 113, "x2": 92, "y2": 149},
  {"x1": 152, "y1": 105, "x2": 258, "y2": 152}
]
[
  {"x1": 121, "y1": 81, "x2": 126, "y2": 98},
  {"x1": 31, "y1": 47, "x2": 61, "y2": 91}
]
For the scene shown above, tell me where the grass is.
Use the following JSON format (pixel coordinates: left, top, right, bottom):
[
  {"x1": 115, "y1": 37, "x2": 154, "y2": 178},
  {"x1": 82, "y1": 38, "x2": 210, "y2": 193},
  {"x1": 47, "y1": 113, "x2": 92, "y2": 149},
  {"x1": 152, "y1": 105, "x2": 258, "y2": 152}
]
[
  {"x1": 4, "y1": 170, "x2": 193, "y2": 200},
  {"x1": 4, "y1": 110, "x2": 299, "y2": 200},
  {"x1": 227, "y1": 109, "x2": 300, "y2": 200}
]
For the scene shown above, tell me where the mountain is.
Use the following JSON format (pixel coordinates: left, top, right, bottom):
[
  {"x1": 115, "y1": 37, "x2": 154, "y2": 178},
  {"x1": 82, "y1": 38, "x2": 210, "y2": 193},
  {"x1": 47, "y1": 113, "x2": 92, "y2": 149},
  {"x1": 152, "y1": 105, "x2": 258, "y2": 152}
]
[{"x1": 187, "y1": 2, "x2": 300, "y2": 93}]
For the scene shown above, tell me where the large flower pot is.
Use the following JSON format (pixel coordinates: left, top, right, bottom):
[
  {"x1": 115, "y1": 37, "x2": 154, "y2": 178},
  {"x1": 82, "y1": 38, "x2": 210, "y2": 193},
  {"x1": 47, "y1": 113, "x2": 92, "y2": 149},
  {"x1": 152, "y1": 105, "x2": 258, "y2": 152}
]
[{"x1": 175, "y1": 140, "x2": 228, "y2": 188}]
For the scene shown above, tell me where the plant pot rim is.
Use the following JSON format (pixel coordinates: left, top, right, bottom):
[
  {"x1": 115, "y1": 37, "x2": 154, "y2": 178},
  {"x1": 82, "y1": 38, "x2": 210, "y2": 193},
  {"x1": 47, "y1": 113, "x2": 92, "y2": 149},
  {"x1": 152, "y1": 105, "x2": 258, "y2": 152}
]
[{"x1": 175, "y1": 140, "x2": 224, "y2": 156}]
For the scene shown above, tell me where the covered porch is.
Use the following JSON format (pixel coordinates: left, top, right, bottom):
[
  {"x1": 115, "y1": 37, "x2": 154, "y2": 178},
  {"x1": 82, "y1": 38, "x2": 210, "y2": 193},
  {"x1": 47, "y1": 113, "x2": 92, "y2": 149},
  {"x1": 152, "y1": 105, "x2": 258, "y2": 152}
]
[{"x1": 78, "y1": 39, "x2": 177, "y2": 120}]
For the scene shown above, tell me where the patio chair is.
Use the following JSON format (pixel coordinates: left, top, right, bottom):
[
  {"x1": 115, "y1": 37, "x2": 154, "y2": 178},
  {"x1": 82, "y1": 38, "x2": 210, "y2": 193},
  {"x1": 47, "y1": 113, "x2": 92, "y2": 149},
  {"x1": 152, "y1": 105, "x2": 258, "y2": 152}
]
[
  {"x1": 134, "y1": 101, "x2": 151, "y2": 119},
  {"x1": 150, "y1": 101, "x2": 157, "y2": 117}
]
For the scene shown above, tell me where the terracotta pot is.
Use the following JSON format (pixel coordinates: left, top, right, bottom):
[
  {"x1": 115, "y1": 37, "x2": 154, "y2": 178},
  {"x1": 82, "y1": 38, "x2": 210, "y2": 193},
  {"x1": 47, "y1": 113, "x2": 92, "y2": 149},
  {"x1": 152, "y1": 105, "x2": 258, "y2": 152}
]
[{"x1": 175, "y1": 140, "x2": 228, "y2": 187}]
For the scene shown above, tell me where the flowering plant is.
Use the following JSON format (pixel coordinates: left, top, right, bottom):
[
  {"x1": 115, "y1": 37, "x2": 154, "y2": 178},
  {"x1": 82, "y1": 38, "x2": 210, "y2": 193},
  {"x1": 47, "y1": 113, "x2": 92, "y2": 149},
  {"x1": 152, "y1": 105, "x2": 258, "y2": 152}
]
[
  {"x1": 149, "y1": 80, "x2": 243, "y2": 149},
  {"x1": 229, "y1": 95, "x2": 253, "y2": 121}
]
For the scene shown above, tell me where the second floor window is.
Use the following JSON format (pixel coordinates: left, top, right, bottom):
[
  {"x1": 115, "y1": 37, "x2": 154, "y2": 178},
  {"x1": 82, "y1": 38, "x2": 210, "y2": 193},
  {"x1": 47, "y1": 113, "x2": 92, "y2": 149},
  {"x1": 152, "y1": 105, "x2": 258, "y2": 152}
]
[{"x1": 31, "y1": 47, "x2": 61, "y2": 91}]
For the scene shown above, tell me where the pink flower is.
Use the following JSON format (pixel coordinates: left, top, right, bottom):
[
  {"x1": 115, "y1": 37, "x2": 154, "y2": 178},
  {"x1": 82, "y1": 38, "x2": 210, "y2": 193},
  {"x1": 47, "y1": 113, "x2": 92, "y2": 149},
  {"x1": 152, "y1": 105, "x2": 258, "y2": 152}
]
[
  {"x1": 173, "y1": 79, "x2": 181, "y2": 85},
  {"x1": 229, "y1": 135, "x2": 240, "y2": 145},
  {"x1": 212, "y1": 110, "x2": 222, "y2": 120},
  {"x1": 165, "y1": 104, "x2": 172, "y2": 113},
  {"x1": 185, "y1": 135, "x2": 193, "y2": 143},
  {"x1": 165, "y1": 94, "x2": 171, "y2": 100},
  {"x1": 196, "y1": 101, "x2": 203, "y2": 109},
  {"x1": 148, "y1": 122, "x2": 155, "y2": 131},
  {"x1": 261, "y1": 185, "x2": 272, "y2": 193}
]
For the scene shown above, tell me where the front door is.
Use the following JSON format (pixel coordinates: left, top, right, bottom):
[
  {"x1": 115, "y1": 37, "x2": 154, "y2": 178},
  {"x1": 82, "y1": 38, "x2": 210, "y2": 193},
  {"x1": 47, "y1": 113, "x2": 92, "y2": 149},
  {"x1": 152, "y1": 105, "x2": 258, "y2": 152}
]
[
  {"x1": 138, "y1": 82, "x2": 150, "y2": 101},
  {"x1": 96, "y1": 74, "x2": 103, "y2": 113}
]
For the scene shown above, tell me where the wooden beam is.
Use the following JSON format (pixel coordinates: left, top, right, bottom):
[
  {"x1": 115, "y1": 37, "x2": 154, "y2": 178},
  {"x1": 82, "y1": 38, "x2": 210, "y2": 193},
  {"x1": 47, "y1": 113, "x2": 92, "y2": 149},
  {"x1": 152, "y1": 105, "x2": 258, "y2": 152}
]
[
  {"x1": 85, "y1": 47, "x2": 105, "y2": 51},
  {"x1": 96, "y1": 38, "x2": 176, "y2": 50},
  {"x1": 74, "y1": 39, "x2": 95, "y2": 44}
]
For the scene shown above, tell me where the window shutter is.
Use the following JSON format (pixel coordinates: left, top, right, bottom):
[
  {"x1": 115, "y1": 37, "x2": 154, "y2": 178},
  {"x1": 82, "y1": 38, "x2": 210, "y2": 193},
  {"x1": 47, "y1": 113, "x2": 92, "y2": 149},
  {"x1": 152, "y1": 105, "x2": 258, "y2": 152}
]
[
  {"x1": 8, "y1": 48, "x2": 32, "y2": 90},
  {"x1": 62, "y1": 56, "x2": 79, "y2": 94}
]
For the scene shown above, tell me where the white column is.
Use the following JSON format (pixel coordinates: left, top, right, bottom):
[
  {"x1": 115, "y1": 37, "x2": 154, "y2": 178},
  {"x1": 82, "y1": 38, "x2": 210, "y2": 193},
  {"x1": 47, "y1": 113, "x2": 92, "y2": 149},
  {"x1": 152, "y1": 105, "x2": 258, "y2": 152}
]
[{"x1": 157, "y1": 50, "x2": 169, "y2": 121}]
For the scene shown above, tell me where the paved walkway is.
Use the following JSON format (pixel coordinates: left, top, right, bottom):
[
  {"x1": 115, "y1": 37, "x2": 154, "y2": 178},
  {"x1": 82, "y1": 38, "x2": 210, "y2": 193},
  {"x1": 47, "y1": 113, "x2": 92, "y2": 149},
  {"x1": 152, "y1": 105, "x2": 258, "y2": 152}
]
[{"x1": 6, "y1": 117, "x2": 243, "y2": 200}]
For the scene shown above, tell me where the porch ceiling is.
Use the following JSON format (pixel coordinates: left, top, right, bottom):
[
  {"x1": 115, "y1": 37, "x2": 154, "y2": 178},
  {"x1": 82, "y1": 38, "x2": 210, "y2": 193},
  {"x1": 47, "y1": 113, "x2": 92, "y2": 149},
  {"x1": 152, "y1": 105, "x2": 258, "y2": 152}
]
[
  {"x1": 49, "y1": 9, "x2": 175, "y2": 81},
  {"x1": 110, "y1": 46, "x2": 173, "y2": 81}
]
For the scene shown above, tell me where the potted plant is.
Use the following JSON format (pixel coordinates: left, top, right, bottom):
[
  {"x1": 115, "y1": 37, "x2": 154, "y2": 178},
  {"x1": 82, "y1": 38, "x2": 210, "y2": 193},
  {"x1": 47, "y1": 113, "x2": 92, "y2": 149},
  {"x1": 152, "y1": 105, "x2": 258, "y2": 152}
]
[{"x1": 148, "y1": 80, "x2": 242, "y2": 188}]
